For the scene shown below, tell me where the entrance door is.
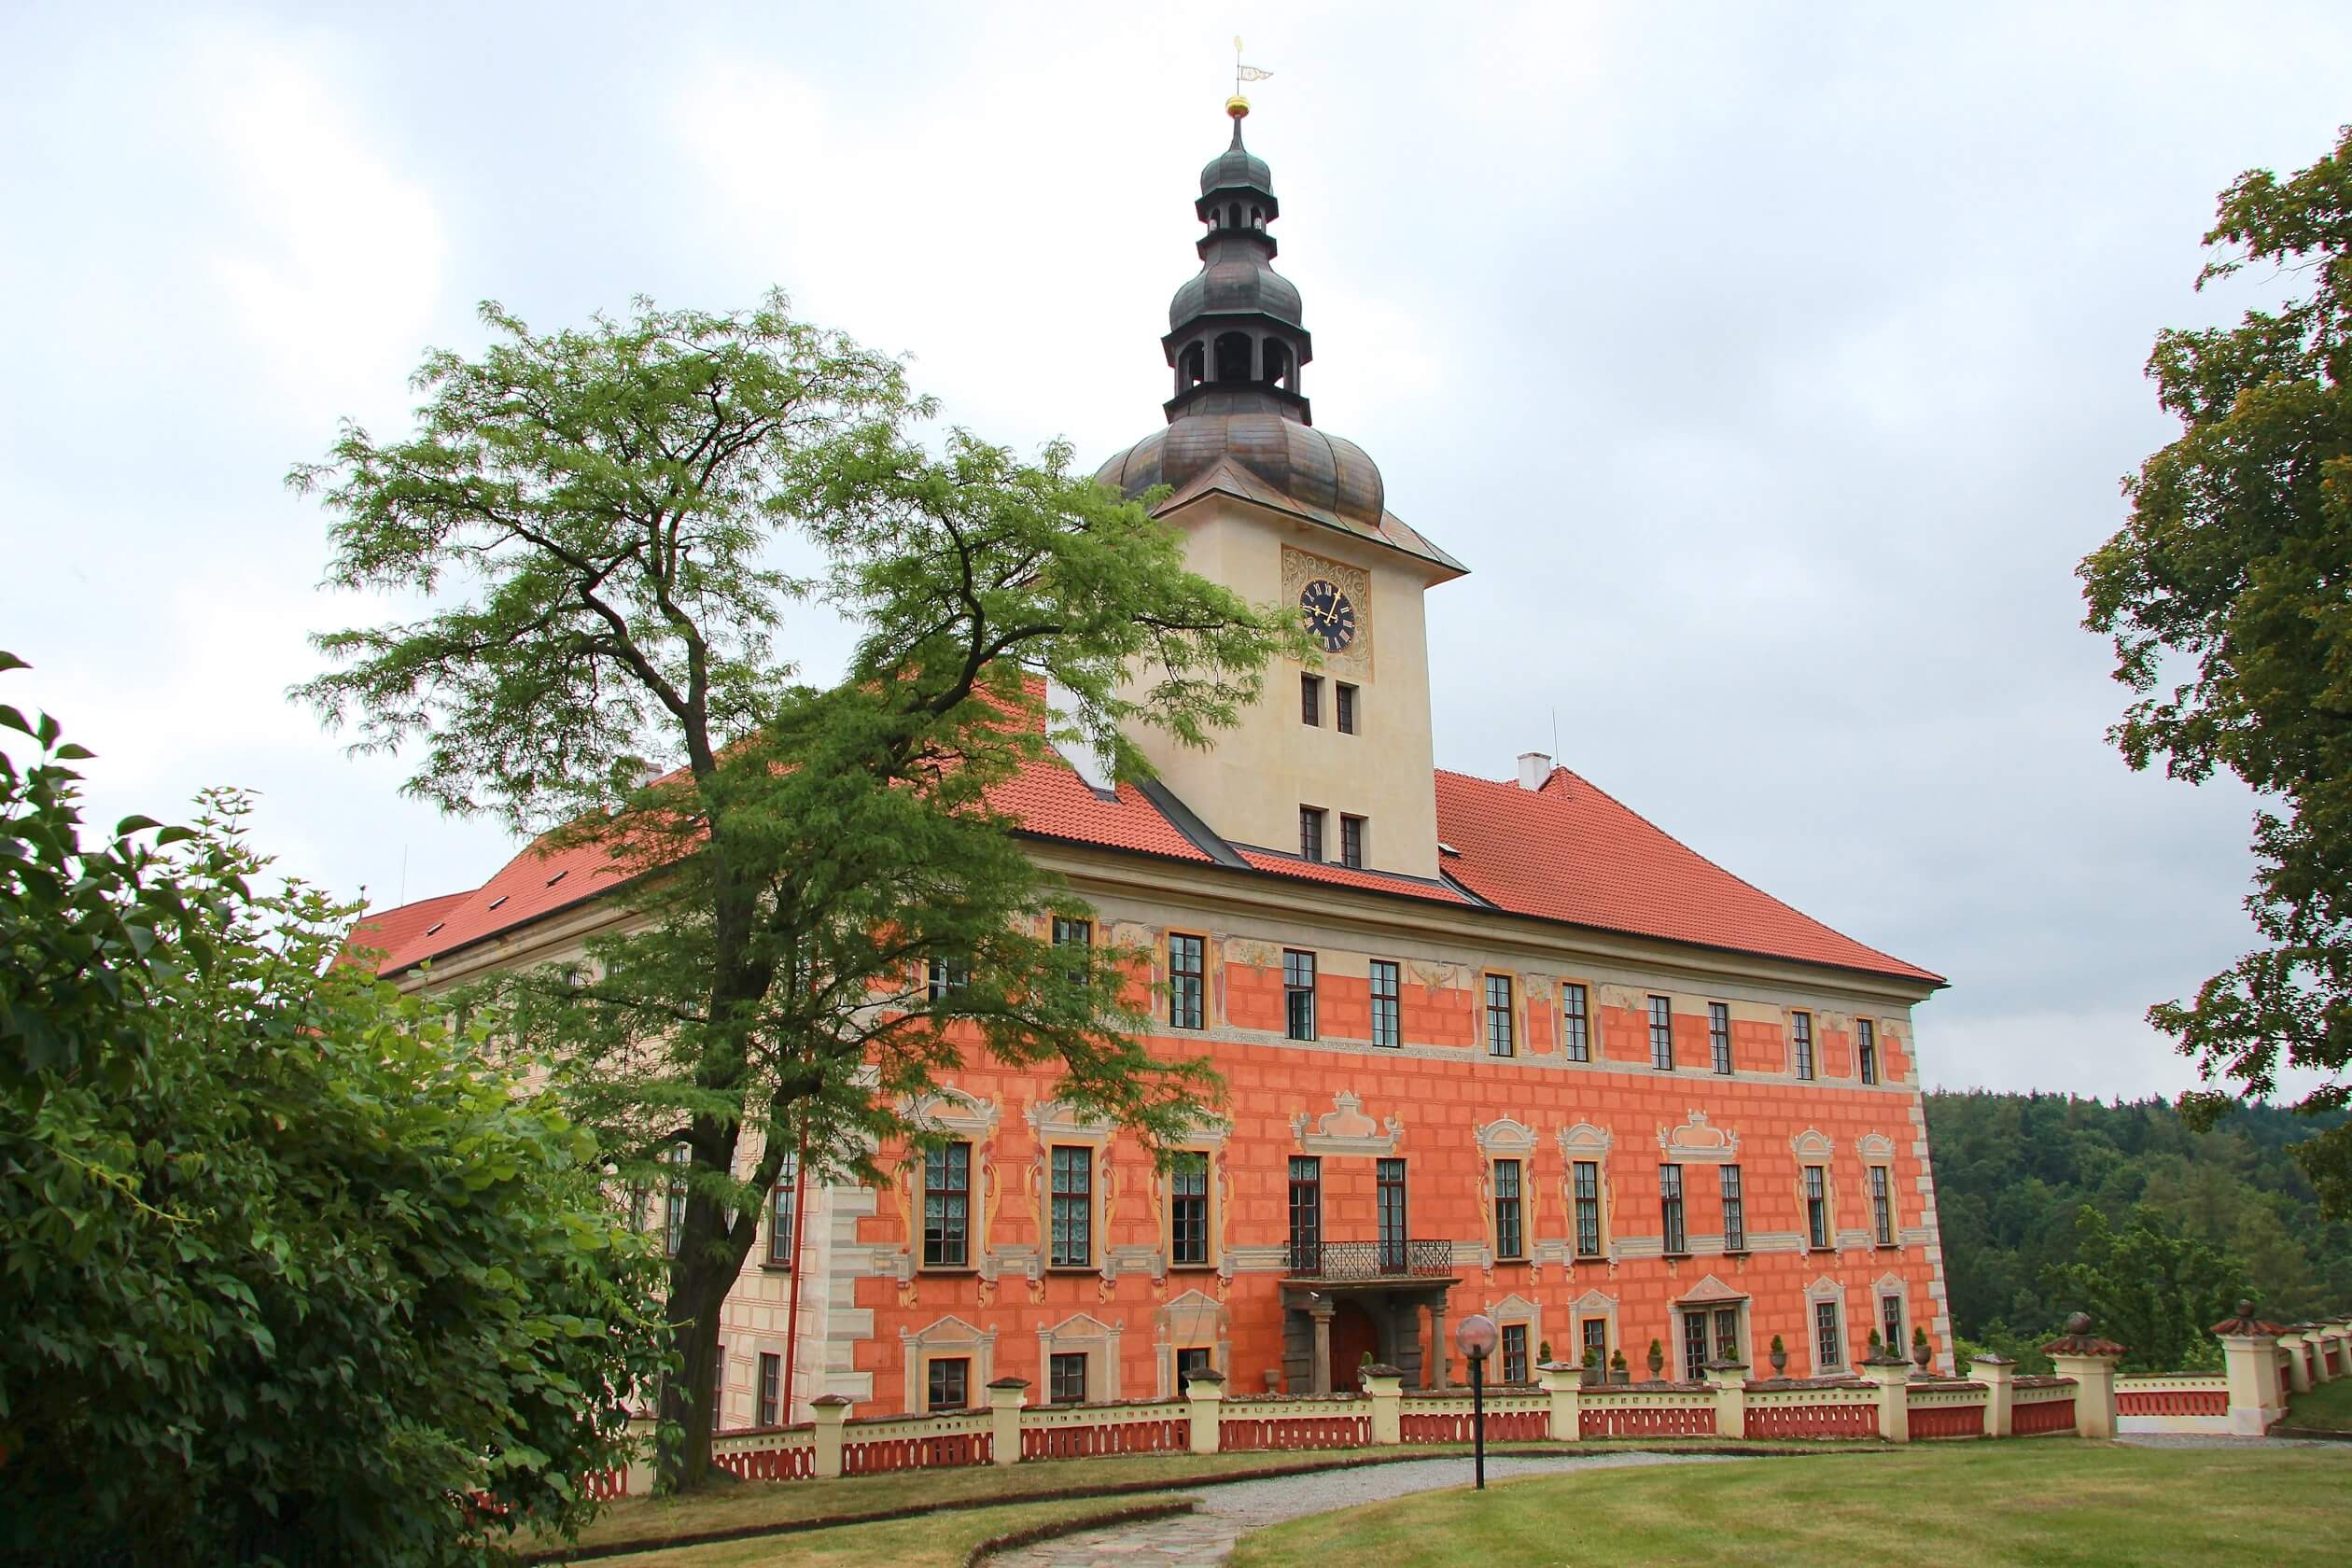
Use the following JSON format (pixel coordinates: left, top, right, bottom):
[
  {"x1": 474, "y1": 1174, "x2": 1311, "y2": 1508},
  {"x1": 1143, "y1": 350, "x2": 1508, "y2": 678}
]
[{"x1": 1330, "y1": 1301, "x2": 1380, "y2": 1390}]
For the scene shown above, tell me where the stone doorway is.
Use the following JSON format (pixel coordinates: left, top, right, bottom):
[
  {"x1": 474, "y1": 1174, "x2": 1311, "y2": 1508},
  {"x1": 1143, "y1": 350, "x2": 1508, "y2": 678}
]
[{"x1": 1330, "y1": 1301, "x2": 1380, "y2": 1390}]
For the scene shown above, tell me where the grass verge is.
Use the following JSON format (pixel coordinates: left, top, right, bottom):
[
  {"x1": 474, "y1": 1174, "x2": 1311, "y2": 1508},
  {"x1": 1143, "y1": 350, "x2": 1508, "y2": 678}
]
[
  {"x1": 1227, "y1": 1441, "x2": 2352, "y2": 1568},
  {"x1": 2283, "y1": 1376, "x2": 2352, "y2": 1434},
  {"x1": 539, "y1": 1439, "x2": 1883, "y2": 1560},
  {"x1": 559, "y1": 1494, "x2": 1192, "y2": 1568}
]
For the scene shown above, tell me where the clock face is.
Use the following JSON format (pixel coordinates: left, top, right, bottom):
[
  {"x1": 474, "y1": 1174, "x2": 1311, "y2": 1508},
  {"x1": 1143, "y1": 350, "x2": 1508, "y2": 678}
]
[{"x1": 1299, "y1": 578, "x2": 1357, "y2": 652}]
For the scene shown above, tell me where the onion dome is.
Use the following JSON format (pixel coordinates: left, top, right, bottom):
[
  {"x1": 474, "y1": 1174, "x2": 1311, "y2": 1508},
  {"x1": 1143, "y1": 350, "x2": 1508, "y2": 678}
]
[{"x1": 1096, "y1": 413, "x2": 1384, "y2": 527}]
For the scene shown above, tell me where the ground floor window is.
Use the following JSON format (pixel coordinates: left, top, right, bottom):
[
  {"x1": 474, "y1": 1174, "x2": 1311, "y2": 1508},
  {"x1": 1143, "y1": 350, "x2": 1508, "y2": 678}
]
[
  {"x1": 1682, "y1": 1305, "x2": 1743, "y2": 1381},
  {"x1": 1881, "y1": 1294, "x2": 1905, "y2": 1355},
  {"x1": 1049, "y1": 1351, "x2": 1088, "y2": 1405},
  {"x1": 1501, "y1": 1323, "x2": 1529, "y2": 1383},
  {"x1": 928, "y1": 1355, "x2": 971, "y2": 1411},
  {"x1": 758, "y1": 1351, "x2": 782, "y2": 1426},
  {"x1": 1177, "y1": 1346, "x2": 1214, "y2": 1387},
  {"x1": 1813, "y1": 1301, "x2": 1845, "y2": 1373},
  {"x1": 1581, "y1": 1317, "x2": 1608, "y2": 1368}
]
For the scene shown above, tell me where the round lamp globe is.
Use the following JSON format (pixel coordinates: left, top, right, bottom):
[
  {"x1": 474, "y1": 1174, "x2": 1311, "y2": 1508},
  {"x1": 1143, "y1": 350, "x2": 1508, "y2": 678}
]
[{"x1": 1456, "y1": 1313, "x2": 1500, "y2": 1362}]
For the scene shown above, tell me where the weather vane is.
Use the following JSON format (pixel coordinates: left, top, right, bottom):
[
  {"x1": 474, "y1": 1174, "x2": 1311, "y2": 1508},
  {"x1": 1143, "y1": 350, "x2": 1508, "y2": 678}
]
[{"x1": 1232, "y1": 35, "x2": 1272, "y2": 105}]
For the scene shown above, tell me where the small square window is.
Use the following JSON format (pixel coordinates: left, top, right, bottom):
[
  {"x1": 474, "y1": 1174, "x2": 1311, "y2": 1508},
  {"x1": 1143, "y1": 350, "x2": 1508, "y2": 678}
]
[
  {"x1": 1049, "y1": 1351, "x2": 1088, "y2": 1405},
  {"x1": 928, "y1": 1356, "x2": 971, "y2": 1411}
]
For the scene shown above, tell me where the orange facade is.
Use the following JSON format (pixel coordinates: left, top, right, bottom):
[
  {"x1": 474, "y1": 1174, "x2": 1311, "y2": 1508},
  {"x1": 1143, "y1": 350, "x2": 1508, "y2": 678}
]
[{"x1": 792, "y1": 929, "x2": 1946, "y2": 1419}]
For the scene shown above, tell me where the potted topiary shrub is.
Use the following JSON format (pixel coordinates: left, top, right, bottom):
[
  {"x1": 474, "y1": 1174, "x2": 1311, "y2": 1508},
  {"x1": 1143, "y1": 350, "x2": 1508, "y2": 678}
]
[
  {"x1": 1583, "y1": 1344, "x2": 1603, "y2": 1388},
  {"x1": 1609, "y1": 1348, "x2": 1630, "y2": 1386},
  {"x1": 1868, "y1": 1328, "x2": 1883, "y2": 1360},
  {"x1": 1538, "y1": 1339, "x2": 1552, "y2": 1368},
  {"x1": 1768, "y1": 1334, "x2": 1788, "y2": 1377},
  {"x1": 1911, "y1": 1324, "x2": 1934, "y2": 1375},
  {"x1": 1645, "y1": 1337, "x2": 1665, "y2": 1379}
]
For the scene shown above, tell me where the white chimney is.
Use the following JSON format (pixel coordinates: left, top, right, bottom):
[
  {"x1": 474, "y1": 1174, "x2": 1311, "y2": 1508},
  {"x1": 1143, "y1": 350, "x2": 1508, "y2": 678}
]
[{"x1": 1517, "y1": 751, "x2": 1552, "y2": 791}]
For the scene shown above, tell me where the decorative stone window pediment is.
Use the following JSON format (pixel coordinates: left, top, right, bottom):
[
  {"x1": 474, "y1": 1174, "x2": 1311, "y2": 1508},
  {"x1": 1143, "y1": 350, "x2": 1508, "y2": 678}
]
[
  {"x1": 1676, "y1": 1273, "x2": 1750, "y2": 1307},
  {"x1": 1657, "y1": 1109, "x2": 1739, "y2": 1162},
  {"x1": 1855, "y1": 1132, "x2": 1896, "y2": 1160},
  {"x1": 1558, "y1": 1121, "x2": 1613, "y2": 1158},
  {"x1": 1292, "y1": 1091, "x2": 1403, "y2": 1156},
  {"x1": 1475, "y1": 1115, "x2": 1539, "y2": 1158},
  {"x1": 1027, "y1": 1099, "x2": 1113, "y2": 1141},
  {"x1": 905, "y1": 1088, "x2": 999, "y2": 1139},
  {"x1": 1790, "y1": 1127, "x2": 1836, "y2": 1161}
]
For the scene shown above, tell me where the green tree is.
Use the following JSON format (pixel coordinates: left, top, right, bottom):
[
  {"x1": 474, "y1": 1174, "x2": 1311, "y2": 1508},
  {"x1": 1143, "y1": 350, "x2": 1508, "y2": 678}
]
[
  {"x1": 2079, "y1": 126, "x2": 2352, "y2": 1214},
  {"x1": 2044, "y1": 1205, "x2": 2246, "y2": 1372},
  {"x1": 291, "y1": 293, "x2": 1294, "y2": 1489},
  {"x1": 0, "y1": 665, "x2": 667, "y2": 1567}
]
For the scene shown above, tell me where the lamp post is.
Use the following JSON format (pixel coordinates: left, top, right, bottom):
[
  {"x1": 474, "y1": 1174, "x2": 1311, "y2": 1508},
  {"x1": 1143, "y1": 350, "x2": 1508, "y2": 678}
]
[{"x1": 1455, "y1": 1313, "x2": 1499, "y2": 1491}]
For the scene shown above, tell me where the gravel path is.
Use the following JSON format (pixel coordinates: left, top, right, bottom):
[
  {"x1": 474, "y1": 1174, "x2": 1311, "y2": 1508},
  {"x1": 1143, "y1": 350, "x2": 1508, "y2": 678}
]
[{"x1": 994, "y1": 1451, "x2": 1743, "y2": 1567}]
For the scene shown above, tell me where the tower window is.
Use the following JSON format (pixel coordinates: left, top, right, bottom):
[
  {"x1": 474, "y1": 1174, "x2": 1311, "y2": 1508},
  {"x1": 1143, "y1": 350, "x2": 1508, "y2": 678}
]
[
  {"x1": 1339, "y1": 814, "x2": 1365, "y2": 869},
  {"x1": 1180, "y1": 341, "x2": 1205, "y2": 387},
  {"x1": 1263, "y1": 338, "x2": 1293, "y2": 389},
  {"x1": 1299, "y1": 806, "x2": 1326, "y2": 861},
  {"x1": 1301, "y1": 674, "x2": 1323, "y2": 725},
  {"x1": 1335, "y1": 683, "x2": 1357, "y2": 734},
  {"x1": 1227, "y1": 202, "x2": 1241, "y2": 228},
  {"x1": 1213, "y1": 330, "x2": 1252, "y2": 382}
]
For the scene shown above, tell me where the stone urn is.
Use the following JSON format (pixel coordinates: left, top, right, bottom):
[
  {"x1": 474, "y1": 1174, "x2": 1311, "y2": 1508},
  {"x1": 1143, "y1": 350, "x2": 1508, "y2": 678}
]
[
  {"x1": 1646, "y1": 1340, "x2": 1665, "y2": 1379},
  {"x1": 1768, "y1": 1338, "x2": 1788, "y2": 1376},
  {"x1": 1911, "y1": 1335, "x2": 1934, "y2": 1374}
]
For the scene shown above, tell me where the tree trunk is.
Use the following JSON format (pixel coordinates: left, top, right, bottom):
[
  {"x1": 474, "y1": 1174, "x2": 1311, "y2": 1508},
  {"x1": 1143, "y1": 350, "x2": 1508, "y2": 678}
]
[{"x1": 656, "y1": 1175, "x2": 759, "y2": 1491}]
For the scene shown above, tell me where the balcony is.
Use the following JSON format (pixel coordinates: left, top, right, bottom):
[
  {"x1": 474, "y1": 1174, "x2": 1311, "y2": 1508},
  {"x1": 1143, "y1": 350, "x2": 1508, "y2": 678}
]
[{"x1": 1284, "y1": 1239, "x2": 1455, "y2": 1281}]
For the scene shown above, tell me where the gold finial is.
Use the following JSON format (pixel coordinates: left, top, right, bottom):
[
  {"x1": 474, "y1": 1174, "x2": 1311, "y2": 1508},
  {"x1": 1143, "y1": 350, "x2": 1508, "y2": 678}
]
[{"x1": 1227, "y1": 94, "x2": 1250, "y2": 119}]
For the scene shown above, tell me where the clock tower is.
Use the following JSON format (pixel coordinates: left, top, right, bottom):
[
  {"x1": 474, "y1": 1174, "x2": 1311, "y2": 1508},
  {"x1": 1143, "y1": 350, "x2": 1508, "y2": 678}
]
[{"x1": 1096, "y1": 100, "x2": 1465, "y2": 883}]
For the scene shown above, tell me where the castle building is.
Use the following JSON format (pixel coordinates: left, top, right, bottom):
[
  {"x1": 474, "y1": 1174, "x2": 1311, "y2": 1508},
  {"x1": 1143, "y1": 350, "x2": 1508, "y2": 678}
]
[{"x1": 362, "y1": 103, "x2": 1950, "y2": 1422}]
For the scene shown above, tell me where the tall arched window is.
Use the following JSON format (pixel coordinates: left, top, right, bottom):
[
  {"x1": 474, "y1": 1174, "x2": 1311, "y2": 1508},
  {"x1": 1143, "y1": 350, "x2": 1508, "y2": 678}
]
[
  {"x1": 1179, "y1": 342, "x2": 1206, "y2": 388},
  {"x1": 1212, "y1": 331, "x2": 1252, "y2": 383},
  {"x1": 1261, "y1": 339, "x2": 1293, "y2": 389}
]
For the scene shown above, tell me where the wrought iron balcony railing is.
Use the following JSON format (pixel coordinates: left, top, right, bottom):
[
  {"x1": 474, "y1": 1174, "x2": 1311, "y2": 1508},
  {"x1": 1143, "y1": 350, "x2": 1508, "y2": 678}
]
[{"x1": 1285, "y1": 1239, "x2": 1454, "y2": 1280}]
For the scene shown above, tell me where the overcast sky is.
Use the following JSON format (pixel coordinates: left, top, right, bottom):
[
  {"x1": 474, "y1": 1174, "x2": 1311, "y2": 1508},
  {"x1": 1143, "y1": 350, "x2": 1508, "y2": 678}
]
[{"x1": 4, "y1": 2, "x2": 2345, "y2": 1104}]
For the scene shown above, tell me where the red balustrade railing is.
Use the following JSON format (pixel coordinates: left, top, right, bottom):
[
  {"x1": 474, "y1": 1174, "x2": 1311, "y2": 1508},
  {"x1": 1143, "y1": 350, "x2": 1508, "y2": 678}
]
[
  {"x1": 714, "y1": 1440, "x2": 817, "y2": 1480},
  {"x1": 1219, "y1": 1413, "x2": 1371, "y2": 1451},
  {"x1": 2012, "y1": 1395, "x2": 2075, "y2": 1435},
  {"x1": 2115, "y1": 1387, "x2": 2227, "y2": 1418},
  {"x1": 1399, "y1": 1407, "x2": 1547, "y2": 1443},
  {"x1": 1907, "y1": 1403, "x2": 1985, "y2": 1439},
  {"x1": 842, "y1": 1429, "x2": 990, "y2": 1475},
  {"x1": 1743, "y1": 1401, "x2": 1878, "y2": 1439},
  {"x1": 1022, "y1": 1417, "x2": 1187, "y2": 1460},
  {"x1": 1583, "y1": 1402, "x2": 1718, "y2": 1438}
]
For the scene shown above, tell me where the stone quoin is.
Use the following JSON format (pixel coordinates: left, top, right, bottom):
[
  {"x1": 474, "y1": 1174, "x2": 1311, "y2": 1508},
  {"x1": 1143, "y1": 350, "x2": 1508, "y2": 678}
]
[{"x1": 357, "y1": 100, "x2": 1953, "y2": 1425}]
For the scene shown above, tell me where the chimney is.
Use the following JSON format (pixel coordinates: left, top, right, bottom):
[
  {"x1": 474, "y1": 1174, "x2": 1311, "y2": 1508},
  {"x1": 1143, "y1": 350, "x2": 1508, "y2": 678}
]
[{"x1": 1516, "y1": 751, "x2": 1552, "y2": 791}]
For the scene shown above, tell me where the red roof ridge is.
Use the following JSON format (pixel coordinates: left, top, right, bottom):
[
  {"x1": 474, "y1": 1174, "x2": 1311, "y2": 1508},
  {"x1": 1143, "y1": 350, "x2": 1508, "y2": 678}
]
[{"x1": 1431, "y1": 764, "x2": 1942, "y2": 987}]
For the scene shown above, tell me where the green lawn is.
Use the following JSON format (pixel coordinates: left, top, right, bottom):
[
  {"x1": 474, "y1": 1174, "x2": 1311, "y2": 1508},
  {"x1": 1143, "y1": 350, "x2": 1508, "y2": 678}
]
[
  {"x1": 559, "y1": 1493, "x2": 1191, "y2": 1567},
  {"x1": 548, "y1": 1440, "x2": 1865, "y2": 1558},
  {"x1": 2285, "y1": 1377, "x2": 2352, "y2": 1432},
  {"x1": 1228, "y1": 1443, "x2": 2352, "y2": 1568}
]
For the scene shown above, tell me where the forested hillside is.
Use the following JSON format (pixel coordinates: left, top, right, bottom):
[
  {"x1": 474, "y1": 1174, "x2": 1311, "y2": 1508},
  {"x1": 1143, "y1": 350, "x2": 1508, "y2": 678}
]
[{"x1": 1925, "y1": 1092, "x2": 2352, "y2": 1369}]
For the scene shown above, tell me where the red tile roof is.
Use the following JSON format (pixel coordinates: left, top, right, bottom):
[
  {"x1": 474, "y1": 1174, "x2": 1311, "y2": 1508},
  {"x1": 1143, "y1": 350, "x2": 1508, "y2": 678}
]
[
  {"x1": 364, "y1": 753, "x2": 1937, "y2": 987},
  {"x1": 370, "y1": 833, "x2": 637, "y2": 975},
  {"x1": 980, "y1": 765, "x2": 1212, "y2": 864},
  {"x1": 1434, "y1": 767, "x2": 1941, "y2": 985},
  {"x1": 1233, "y1": 847, "x2": 1473, "y2": 905},
  {"x1": 342, "y1": 890, "x2": 468, "y2": 970}
]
